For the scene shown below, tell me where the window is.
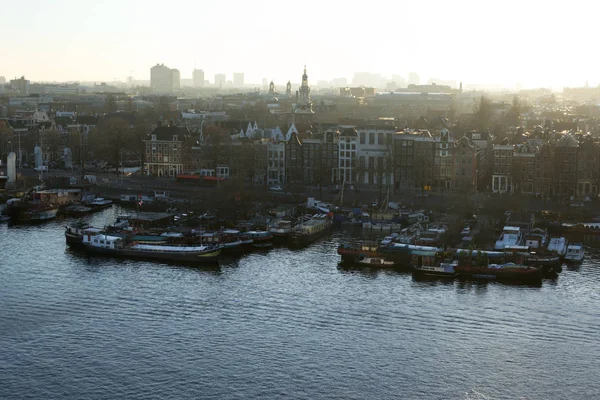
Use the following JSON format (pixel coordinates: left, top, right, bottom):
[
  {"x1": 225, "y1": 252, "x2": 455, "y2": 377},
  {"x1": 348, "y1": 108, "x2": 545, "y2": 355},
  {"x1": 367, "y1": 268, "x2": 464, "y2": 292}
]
[
  {"x1": 340, "y1": 143, "x2": 345, "y2": 150},
  {"x1": 369, "y1": 132, "x2": 375, "y2": 145},
  {"x1": 378, "y1": 133, "x2": 384, "y2": 145},
  {"x1": 351, "y1": 144, "x2": 356, "y2": 150},
  {"x1": 360, "y1": 132, "x2": 365, "y2": 144}
]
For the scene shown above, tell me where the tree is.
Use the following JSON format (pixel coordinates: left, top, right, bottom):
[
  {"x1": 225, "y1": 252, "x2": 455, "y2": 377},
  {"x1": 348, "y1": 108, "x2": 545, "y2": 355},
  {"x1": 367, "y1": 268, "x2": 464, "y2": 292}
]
[
  {"x1": 105, "y1": 95, "x2": 117, "y2": 114},
  {"x1": 505, "y1": 95, "x2": 524, "y2": 127},
  {"x1": 89, "y1": 117, "x2": 131, "y2": 175},
  {"x1": 473, "y1": 95, "x2": 493, "y2": 132}
]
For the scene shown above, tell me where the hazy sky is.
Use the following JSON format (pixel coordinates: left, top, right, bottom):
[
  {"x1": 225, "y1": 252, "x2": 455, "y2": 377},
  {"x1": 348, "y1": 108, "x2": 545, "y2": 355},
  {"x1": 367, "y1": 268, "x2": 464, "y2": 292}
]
[{"x1": 1, "y1": 0, "x2": 596, "y2": 89}]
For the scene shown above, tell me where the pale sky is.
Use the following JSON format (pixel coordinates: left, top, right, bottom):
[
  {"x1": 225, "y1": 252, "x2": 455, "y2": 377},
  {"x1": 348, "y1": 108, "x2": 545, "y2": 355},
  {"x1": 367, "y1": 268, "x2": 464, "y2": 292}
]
[{"x1": 1, "y1": 0, "x2": 597, "y2": 89}]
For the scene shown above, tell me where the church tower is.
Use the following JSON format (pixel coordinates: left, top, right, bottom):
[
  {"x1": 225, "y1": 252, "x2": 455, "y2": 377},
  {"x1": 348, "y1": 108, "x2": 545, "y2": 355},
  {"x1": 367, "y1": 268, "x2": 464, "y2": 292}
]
[
  {"x1": 294, "y1": 66, "x2": 314, "y2": 115},
  {"x1": 269, "y1": 80, "x2": 275, "y2": 95},
  {"x1": 286, "y1": 81, "x2": 292, "y2": 98}
]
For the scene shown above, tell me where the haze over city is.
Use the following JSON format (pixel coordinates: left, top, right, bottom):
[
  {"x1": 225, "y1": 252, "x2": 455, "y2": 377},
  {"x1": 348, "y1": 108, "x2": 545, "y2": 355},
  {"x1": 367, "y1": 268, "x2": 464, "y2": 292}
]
[{"x1": 2, "y1": 0, "x2": 598, "y2": 89}]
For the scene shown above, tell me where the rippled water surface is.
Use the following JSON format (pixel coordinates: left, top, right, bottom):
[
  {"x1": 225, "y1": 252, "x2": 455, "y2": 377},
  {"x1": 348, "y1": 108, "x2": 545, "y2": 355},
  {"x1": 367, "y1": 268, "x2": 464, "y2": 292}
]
[{"x1": 1, "y1": 208, "x2": 599, "y2": 399}]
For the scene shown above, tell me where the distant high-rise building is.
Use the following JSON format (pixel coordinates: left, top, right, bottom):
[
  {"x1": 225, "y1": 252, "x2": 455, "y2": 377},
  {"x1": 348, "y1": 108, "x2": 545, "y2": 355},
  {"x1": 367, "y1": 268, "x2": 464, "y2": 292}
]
[
  {"x1": 352, "y1": 72, "x2": 386, "y2": 88},
  {"x1": 151, "y1": 64, "x2": 174, "y2": 93},
  {"x1": 331, "y1": 77, "x2": 348, "y2": 87},
  {"x1": 262, "y1": 78, "x2": 268, "y2": 90},
  {"x1": 0, "y1": 76, "x2": 6, "y2": 84},
  {"x1": 215, "y1": 73, "x2": 226, "y2": 88},
  {"x1": 233, "y1": 72, "x2": 244, "y2": 88},
  {"x1": 408, "y1": 72, "x2": 420, "y2": 86},
  {"x1": 10, "y1": 76, "x2": 29, "y2": 95},
  {"x1": 392, "y1": 74, "x2": 407, "y2": 88},
  {"x1": 193, "y1": 69, "x2": 205, "y2": 87},
  {"x1": 171, "y1": 69, "x2": 180, "y2": 90}
]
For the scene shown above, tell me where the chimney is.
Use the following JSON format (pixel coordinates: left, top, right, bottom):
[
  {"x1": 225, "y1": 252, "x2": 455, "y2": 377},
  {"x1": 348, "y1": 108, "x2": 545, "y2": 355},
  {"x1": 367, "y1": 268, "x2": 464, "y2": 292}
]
[{"x1": 157, "y1": 120, "x2": 162, "y2": 128}]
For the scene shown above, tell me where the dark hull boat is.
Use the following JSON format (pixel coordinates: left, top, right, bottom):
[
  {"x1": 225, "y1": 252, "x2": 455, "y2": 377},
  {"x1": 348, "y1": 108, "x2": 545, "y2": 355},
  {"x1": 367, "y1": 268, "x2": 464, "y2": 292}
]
[
  {"x1": 82, "y1": 232, "x2": 221, "y2": 263},
  {"x1": 455, "y1": 263, "x2": 542, "y2": 282},
  {"x1": 290, "y1": 216, "x2": 332, "y2": 247}
]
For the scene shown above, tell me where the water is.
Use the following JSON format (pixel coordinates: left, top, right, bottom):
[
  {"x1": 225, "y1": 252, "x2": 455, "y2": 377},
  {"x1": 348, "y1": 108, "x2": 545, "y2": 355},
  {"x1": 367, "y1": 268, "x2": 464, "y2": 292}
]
[{"x1": 1, "y1": 207, "x2": 599, "y2": 399}]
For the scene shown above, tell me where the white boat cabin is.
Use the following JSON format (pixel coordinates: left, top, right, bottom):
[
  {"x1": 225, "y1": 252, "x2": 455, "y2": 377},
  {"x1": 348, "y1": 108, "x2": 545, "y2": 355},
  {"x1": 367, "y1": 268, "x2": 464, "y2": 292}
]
[
  {"x1": 565, "y1": 244, "x2": 584, "y2": 262},
  {"x1": 495, "y1": 226, "x2": 523, "y2": 250},
  {"x1": 83, "y1": 231, "x2": 124, "y2": 249}
]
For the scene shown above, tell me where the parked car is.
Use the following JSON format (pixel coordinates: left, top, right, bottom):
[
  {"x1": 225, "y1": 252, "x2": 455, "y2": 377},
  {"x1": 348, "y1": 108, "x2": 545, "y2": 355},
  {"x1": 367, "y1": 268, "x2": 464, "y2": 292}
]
[
  {"x1": 269, "y1": 185, "x2": 283, "y2": 192},
  {"x1": 34, "y1": 166, "x2": 48, "y2": 172}
]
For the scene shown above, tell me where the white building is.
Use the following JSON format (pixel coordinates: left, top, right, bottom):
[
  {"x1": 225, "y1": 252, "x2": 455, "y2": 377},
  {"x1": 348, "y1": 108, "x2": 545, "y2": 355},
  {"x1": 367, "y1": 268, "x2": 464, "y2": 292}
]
[
  {"x1": 193, "y1": 69, "x2": 204, "y2": 87},
  {"x1": 233, "y1": 72, "x2": 244, "y2": 88},
  {"x1": 355, "y1": 124, "x2": 395, "y2": 187},
  {"x1": 171, "y1": 69, "x2": 180, "y2": 91},
  {"x1": 338, "y1": 127, "x2": 358, "y2": 184}
]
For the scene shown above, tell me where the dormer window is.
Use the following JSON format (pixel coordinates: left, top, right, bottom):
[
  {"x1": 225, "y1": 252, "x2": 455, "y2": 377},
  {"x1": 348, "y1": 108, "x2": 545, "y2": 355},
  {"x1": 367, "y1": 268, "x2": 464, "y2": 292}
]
[
  {"x1": 151, "y1": 134, "x2": 157, "y2": 141},
  {"x1": 173, "y1": 135, "x2": 178, "y2": 141}
]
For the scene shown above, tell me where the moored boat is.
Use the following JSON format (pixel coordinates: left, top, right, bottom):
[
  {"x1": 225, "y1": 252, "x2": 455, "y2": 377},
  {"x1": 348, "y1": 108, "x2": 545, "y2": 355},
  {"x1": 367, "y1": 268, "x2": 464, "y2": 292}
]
[
  {"x1": 564, "y1": 243, "x2": 584, "y2": 264},
  {"x1": 246, "y1": 230, "x2": 273, "y2": 248},
  {"x1": 494, "y1": 226, "x2": 523, "y2": 250},
  {"x1": 82, "y1": 230, "x2": 221, "y2": 263},
  {"x1": 411, "y1": 250, "x2": 458, "y2": 278},
  {"x1": 337, "y1": 241, "x2": 381, "y2": 262},
  {"x1": 86, "y1": 197, "x2": 113, "y2": 211},
  {"x1": 269, "y1": 219, "x2": 294, "y2": 241},
  {"x1": 455, "y1": 262, "x2": 542, "y2": 282},
  {"x1": 547, "y1": 237, "x2": 568, "y2": 258},
  {"x1": 8, "y1": 202, "x2": 59, "y2": 223},
  {"x1": 290, "y1": 214, "x2": 333, "y2": 246},
  {"x1": 355, "y1": 256, "x2": 399, "y2": 268},
  {"x1": 65, "y1": 221, "x2": 98, "y2": 247},
  {"x1": 62, "y1": 204, "x2": 93, "y2": 217}
]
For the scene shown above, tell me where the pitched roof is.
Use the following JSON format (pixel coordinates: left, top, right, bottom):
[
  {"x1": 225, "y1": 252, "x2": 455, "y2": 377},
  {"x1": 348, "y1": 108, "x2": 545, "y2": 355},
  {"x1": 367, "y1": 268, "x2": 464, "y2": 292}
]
[{"x1": 147, "y1": 125, "x2": 190, "y2": 141}]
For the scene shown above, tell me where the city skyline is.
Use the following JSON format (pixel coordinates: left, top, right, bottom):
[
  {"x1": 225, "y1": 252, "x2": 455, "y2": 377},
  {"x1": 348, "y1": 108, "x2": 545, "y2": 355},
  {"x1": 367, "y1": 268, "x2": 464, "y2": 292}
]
[{"x1": 1, "y1": 0, "x2": 598, "y2": 89}]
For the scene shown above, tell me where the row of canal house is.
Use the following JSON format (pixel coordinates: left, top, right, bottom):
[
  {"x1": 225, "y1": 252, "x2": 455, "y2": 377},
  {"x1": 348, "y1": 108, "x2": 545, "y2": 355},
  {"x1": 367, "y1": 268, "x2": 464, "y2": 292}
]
[
  {"x1": 491, "y1": 133, "x2": 600, "y2": 199},
  {"x1": 143, "y1": 121, "x2": 496, "y2": 192}
]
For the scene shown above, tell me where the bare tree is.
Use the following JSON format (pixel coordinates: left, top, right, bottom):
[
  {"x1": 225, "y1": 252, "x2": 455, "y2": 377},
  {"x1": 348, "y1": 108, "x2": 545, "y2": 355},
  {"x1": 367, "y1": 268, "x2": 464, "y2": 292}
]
[
  {"x1": 105, "y1": 95, "x2": 117, "y2": 114},
  {"x1": 505, "y1": 95, "x2": 524, "y2": 127},
  {"x1": 473, "y1": 95, "x2": 493, "y2": 132}
]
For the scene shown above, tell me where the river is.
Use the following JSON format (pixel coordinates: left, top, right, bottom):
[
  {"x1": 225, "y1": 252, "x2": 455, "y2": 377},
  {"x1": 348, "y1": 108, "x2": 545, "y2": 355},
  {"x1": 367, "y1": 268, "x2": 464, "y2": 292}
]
[{"x1": 1, "y1": 207, "x2": 599, "y2": 399}]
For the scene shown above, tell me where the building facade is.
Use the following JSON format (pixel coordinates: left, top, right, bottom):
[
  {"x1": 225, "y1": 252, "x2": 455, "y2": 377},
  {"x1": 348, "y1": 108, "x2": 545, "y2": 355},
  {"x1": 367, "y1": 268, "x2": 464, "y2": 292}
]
[
  {"x1": 143, "y1": 124, "x2": 188, "y2": 177},
  {"x1": 151, "y1": 64, "x2": 174, "y2": 93},
  {"x1": 491, "y1": 142, "x2": 514, "y2": 193}
]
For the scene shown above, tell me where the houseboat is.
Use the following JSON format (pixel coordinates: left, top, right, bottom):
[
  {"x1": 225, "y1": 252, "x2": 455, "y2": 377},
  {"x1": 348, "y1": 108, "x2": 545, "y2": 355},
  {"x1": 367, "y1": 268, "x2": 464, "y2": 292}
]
[
  {"x1": 355, "y1": 256, "x2": 399, "y2": 268},
  {"x1": 62, "y1": 204, "x2": 93, "y2": 217},
  {"x1": 7, "y1": 201, "x2": 59, "y2": 223},
  {"x1": 246, "y1": 230, "x2": 274, "y2": 248},
  {"x1": 290, "y1": 214, "x2": 333, "y2": 246},
  {"x1": 65, "y1": 221, "x2": 97, "y2": 247},
  {"x1": 410, "y1": 250, "x2": 458, "y2": 278},
  {"x1": 219, "y1": 229, "x2": 246, "y2": 253},
  {"x1": 337, "y1": 241, "x2": 381, "y2": 263},
  {"x1": 564, "y1": 243, "x2": 584, "y2": 264},
  {"x1": 455, "y1": 262, "x2": 542, "y2": 282},
  {"x1": 82, "y1": 231, "x2": 221, "y2": 262},
  {"x1": 86, "y1": 197, "x2": 113, "y2": 211},
  {"x1": 522, "y1": 228, "x2": 548, "y2": 250},
  {"x1": 547, "y1": 237, "x2": 568, "y2": 258},
  {"x1": 494, "y1": 226, "x2": 523, "y2": 250},
  {"x1": 269, "y1": 219, "x2": 294, "y2": 241}
]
